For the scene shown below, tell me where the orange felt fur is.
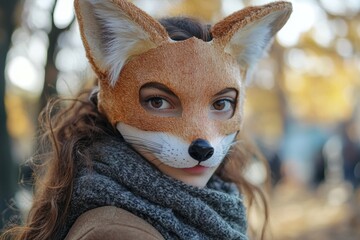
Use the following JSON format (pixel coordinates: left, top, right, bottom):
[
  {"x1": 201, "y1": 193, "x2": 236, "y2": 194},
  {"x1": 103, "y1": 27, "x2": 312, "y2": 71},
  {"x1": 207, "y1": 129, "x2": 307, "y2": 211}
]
[
  {"x1": 75, "y1": 0, "x2": 169, "y2": 83},
  {"x1": 74, "y1": 0, "x2": 292, "y2": 141},
  {"x1": 212, "y1": 1, "x2": 292, "y2": 45},
  {"x1": 98, "y1": 37, "x2": 243, "y2": 140}
]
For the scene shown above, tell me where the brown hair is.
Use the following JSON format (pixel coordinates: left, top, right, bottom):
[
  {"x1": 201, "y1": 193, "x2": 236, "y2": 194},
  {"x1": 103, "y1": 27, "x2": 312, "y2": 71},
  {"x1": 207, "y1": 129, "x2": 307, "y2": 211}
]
[{"x1": 2, "y1": 17, "x2": 269, "y2": 240}]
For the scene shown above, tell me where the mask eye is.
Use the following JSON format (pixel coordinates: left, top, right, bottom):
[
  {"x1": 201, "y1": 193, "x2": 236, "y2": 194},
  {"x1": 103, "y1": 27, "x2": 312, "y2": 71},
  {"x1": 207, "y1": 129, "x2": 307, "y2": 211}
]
[
  {"x1": 212, "y1": 99, "x2": 234, "y2": 111},
  {"x1": 146, "y1": 97, "x2": 172, "y2": 110},
  {"x1": 139, "y1": 83, "x2": 182, "y2": 117},
  {"x1": 209, "y1": 88, "x2": 237, "y2": 120},
  {"x1": 211, "y1": 99, "x2": 235, "y2": 112}
]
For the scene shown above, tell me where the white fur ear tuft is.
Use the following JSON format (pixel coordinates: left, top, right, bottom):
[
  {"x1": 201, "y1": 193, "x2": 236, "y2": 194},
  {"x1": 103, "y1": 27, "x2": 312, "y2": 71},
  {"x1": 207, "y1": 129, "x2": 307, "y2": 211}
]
[
  {"x1": 212, "y1": 2, "x2": 292, "y2": 85},
  {"x1": 75, "y1": 0, "x2": 169, "y2": 86}
]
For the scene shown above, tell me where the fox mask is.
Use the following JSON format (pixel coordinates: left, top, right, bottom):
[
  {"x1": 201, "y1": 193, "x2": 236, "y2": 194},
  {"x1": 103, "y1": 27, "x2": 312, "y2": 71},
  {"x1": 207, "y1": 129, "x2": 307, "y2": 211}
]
[{"x1": 74, "y1": 0, "x2": 292, "y2": 168}]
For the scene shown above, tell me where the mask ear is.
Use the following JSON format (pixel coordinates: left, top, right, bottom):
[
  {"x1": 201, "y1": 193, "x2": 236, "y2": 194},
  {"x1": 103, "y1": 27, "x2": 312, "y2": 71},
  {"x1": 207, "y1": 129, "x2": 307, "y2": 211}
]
[
  {"x1": 74, "y1": 0, "x2": 169, "y2": 86},
  {"x1": 211, "y1": 1, "x2": 292, "y2": 85}
]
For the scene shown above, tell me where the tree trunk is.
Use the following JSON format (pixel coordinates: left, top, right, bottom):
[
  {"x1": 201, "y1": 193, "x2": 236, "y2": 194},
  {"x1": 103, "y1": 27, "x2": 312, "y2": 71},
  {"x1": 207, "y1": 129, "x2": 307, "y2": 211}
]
[
  {"x1": 38, "y1": 2, "x2": 63, "y2": 113},
  {"x1": 0, "y1": 0, "x2": 18, "y2": 231}
]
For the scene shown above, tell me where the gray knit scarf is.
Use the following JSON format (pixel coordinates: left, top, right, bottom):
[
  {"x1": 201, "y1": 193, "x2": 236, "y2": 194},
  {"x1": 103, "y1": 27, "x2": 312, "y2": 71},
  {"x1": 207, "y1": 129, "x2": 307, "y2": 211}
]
[{"x1": 61, "y1": 136, "x2": 248, "y2": 240}]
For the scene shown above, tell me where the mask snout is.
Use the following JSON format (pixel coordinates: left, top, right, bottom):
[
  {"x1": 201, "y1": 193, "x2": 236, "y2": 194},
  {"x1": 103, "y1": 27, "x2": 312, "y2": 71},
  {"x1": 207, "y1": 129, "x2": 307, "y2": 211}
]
[{"x1": 188, "y1": 139, "x2": 214, "y2": 162}]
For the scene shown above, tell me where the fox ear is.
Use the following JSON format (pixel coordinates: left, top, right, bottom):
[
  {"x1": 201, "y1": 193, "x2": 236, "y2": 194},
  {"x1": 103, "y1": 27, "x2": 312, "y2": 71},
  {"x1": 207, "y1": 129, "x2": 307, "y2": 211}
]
[
  {"x1": 211, "y1": 2, "x2": 292, "y2": 85},
  {"x1": 74, "y1": 0, "x2": 169, "y2": 86}
]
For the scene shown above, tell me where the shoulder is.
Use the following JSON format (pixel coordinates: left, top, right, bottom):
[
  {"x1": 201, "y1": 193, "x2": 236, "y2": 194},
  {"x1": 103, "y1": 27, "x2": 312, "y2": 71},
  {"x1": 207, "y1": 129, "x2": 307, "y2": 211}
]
[{"x1": 65, "y1": 206, "x2": 164, "y2": 240}]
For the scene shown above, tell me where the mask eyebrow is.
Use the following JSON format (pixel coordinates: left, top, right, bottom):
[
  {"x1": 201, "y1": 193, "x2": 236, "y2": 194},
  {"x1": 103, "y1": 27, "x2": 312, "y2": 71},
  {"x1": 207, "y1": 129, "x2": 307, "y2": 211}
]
[
  {"x1": 213, "y1": 88, "x2": 237, "y2": 97},
  {"x1": 140, "y1": 82, "x2": 177, "y2": 97}
]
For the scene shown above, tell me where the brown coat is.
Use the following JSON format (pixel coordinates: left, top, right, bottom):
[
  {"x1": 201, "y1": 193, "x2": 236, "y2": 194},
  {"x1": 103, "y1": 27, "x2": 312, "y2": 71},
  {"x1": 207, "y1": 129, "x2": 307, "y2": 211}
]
[{"x1": 65, "y1": 206, "x2": 164, "y2": 240}]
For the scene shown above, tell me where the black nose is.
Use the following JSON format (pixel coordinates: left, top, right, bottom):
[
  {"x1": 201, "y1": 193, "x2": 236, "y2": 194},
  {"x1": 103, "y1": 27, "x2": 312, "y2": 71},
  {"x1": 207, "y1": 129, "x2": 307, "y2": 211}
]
[{"x1": 188, "y1": 139, "x2": 214, "y2": 162}]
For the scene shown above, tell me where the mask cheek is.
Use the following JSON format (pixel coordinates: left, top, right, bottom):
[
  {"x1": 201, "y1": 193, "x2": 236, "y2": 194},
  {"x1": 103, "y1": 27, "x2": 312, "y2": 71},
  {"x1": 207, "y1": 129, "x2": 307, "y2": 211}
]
[
  {"x1": 116, "y1": 122, "x2": 163, "y2": 154},
  {"x1": 116, "y1": 122, "x2": 199, "y2": 168},
  {"x1": 116, "y1": 122, "x2": 238, "y2": 169},
  {"x1": 200, "y1": 132, "x2": 238, "y2": 168},
  {"x1": 217, "y1": 119, "x2": 241, "y2": 137}
]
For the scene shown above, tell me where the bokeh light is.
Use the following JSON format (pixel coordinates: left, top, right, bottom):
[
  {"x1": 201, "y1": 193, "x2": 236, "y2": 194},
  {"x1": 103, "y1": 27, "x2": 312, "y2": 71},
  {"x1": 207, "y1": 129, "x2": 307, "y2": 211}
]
[
  {"x1": 54, "y1": 0, "x2": 74, "y2": 29},
  {"x1": 6, "y1": 56, "x2": 44, "y2": 95}
]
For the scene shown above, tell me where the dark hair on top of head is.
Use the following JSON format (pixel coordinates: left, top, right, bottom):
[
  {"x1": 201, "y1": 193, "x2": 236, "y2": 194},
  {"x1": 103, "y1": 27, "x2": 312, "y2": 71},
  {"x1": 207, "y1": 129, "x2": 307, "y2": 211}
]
[
  {"x1": 1, "y1": 17, "x2": 268, "y2": 240},
  {"x1": 159, "y1": 17, "x2": 213, "y2": 42}
]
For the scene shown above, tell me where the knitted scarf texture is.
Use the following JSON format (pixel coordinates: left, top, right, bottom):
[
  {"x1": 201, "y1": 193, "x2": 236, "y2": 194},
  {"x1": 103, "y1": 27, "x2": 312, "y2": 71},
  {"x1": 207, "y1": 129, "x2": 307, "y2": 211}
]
[{"x1": 61, "y1": 136, "x2": 248, "y2": 240}]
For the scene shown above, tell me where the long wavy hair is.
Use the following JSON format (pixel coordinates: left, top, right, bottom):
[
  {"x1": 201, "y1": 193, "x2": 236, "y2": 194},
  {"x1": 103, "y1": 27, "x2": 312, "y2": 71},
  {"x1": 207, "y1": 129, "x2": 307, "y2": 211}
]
[{"x1": 2, "y1": 17, "x2": 269, "y2": 240}]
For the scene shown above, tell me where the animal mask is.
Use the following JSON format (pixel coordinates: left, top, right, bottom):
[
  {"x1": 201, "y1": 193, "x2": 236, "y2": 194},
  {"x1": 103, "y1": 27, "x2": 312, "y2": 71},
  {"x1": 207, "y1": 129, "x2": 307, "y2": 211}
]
[{"x1": 74, "y1": 0, "x2": 292, "y2": 168}]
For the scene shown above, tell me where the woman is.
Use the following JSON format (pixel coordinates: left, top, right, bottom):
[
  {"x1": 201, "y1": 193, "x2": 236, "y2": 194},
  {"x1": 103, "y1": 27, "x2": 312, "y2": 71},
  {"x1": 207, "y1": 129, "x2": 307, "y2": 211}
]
[{"x1": 3, "y1": 0, "x2": 291, "y2": 239}]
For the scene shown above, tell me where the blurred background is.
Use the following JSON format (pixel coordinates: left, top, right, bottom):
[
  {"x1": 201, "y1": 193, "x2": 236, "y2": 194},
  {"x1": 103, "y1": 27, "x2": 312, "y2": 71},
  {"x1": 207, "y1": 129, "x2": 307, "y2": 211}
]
[{"x1": 0, "y1": 0, "x2": 359, "y2": 239}]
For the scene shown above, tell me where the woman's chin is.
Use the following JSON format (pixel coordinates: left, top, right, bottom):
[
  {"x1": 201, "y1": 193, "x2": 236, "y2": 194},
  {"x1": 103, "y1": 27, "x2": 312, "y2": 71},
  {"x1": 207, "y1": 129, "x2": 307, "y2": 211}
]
[
  {"x1": 157, "y1": 163, "x2": 218, "y2": 188},
  {"x1": 134, "y1": 149, "x2": 218, "y2": 187}
]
